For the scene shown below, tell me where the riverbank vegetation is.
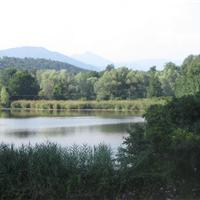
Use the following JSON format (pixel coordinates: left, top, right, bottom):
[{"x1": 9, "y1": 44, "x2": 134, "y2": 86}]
[
  {"x1": 10, "y1": 98, "x2": 167, "y2": 113},
  {"x1": 2, "y1": 94, "x2": 200, "y2": 199}
]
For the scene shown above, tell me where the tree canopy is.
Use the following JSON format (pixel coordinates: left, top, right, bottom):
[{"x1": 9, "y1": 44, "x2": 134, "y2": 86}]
[{"x1": 1, "y1": 54, "x2": 200, "y2": 102}]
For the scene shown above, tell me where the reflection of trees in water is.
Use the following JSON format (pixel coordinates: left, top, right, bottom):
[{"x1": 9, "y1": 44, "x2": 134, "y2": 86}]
[
  {"x1": 11, "y1": 123, "x2": 131, "y2": 138},
  {"x1": 39, "y1": 123, "x2": 132, "y2": 137},
  {"x1": 0, "y1": 111, "x2": 10, "y2": 118},
  {"x1": 7, "y1": 110, "x2": 139, "y2": 118},
  {"x1": 40, "y1": 127, "x2": 75, "y2": 136},
  {"x1": 7, "y1": 130, "x2": 36, "y2": 138},
  {"x1": 97, "y1": 123, "x2": 132, "y2": 134}
]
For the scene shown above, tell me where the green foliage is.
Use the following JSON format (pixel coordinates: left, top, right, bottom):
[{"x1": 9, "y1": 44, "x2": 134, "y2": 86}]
[
  {"x1": 0, "y1": 57, "x2": 85, "y2": 73},
  {"x1": 0, "y1": 87, "x2": 9, "y2": 107},
  {"x1": 105, "y1": 64, "x2": 115, "y2": 71},
  {"x1": 37, "y1": 70, "x2": 77, "y2": 100},
  {"x1": 0, "y1": 68, "x2": 17, "y2": 86},
  {"x1": 11, "y1": 98, "x2": 167, "y2": 114},
  {"x1": 175, "y1": 55, "x2": 200, "y2": 97},
  {"x1": 94, "y1": 67, "x2": 147, "y2": 100},
  {"x1": 0, "y1": 143, "x2": 116, "y2": 200},
  {"x1": 75, "y1": 72, "x2": 97, "y2": 100},
  {"x1": 8, "y1": 71, "x2": 39, "y2": 100},
  {"x1": 147, "y1": 67, "x2": 163, "y2": 97},
  {"x1": 119, "y1": 94, "x2": 200, "y2": 199},
  {"x1": 158, "y1": 62, "x2": 180, "y2": 96},
  {"x1": 2, "y1": 53, "x2": 200, "y2": 102}
]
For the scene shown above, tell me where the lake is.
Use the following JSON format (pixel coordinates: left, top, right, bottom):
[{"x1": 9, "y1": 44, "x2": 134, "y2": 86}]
[{"x1": 0, "y1": 110, "x2": 144, "y2": 149}]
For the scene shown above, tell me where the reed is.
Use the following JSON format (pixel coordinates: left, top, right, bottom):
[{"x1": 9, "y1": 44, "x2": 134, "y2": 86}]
[
  {"x1": 0, "y1": 143, "x2": 117, "y2": 200},
  {"x1": 10, "y1": 98, "x2": 168, "y2": 114}
]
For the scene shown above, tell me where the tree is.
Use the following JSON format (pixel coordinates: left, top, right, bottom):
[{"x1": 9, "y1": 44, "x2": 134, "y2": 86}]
[
  {"x1": 175, "y1": 55, "x2": 200, "y2": 97},
  {"x1": 75, "y1": 72, "x2": 97, "y2": 100},
  {"x1": 147, "y1": 67, "x2": 162, "y2": 97},
  {"x1": 37, "y1": 70, "x2": 77, "y2": 100},
  {"x1": 126, "y1": 71, "x2": 148, "y2": 99},
  {"x1": 0, "y1": 87, "x2": 9, "y2": 107},
  {"x1": 0, "y1": 68, "x2": 17, "y2": 86},
  {"x1": 118, "y1": 95, "x2": 200, "y2": 198},
  {"x1": 8, "y1": 71, "x2": 39, "y2": 100},
  {"x1": 94, "y1": 67, "x2": 129, "y2": 100},
  {"x1": 105, "y1": 64, "x2": 115, "y2": 71},
  {"x1": 158, "y1": 62, "x2": 180, "y2": 96}
]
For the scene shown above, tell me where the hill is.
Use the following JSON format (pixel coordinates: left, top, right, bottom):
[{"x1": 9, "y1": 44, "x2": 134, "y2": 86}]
[
  {"x1": 0, "y1": 47, "x2": 95, "y2": 70},
  {"x1": 0, "y1": 57, "x2": 87, "y2": 73}
]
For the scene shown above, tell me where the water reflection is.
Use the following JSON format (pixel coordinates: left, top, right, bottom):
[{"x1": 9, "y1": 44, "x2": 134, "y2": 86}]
[
  {"x1": 0, "y1": 110, "x2": 144, "y2": 148},
  {"x1": 0, "y1": 109, "x2": 141, "y2": 118},
  {"x1": 7, "y1": 130, "x2": 37, "y2": 138}
]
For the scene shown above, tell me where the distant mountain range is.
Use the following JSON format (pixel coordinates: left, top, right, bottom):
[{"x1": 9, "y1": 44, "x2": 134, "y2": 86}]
[
  {"x1": 0, "y1": 47, "x2": 96, "y2": 71},
  {"x1": 73, "y1": 52, "x2": 183, "y2": 71},
  {"x1": 72, "y1": 52, "x2": 113, "y2": 71},
  {"x1": 0, "y1": 46, "x2": 183, "y2": 71}
]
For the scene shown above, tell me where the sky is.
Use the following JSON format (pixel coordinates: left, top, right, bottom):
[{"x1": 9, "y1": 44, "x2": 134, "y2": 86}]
[{"x1": 0, "y1": 0, "x2": 200, "y2": 62}]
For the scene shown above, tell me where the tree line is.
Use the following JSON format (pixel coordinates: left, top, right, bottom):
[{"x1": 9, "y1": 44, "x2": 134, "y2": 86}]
[{"x1": 1, "y1": 54, "x2": 200, "y2": 106}]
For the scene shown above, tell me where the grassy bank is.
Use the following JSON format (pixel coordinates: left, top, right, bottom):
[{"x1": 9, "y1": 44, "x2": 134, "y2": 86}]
[{"x1": 10, "y1": 98, "x2": 169, "y2": 114}]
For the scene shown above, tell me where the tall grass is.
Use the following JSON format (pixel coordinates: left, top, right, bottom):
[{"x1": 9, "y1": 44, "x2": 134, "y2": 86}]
[
  {"x1": 0, "y1": 143, "x2": 118, "y2": 200},
  {"x1": 10, "y1": 98, "x2": 168, "y2": 114}
]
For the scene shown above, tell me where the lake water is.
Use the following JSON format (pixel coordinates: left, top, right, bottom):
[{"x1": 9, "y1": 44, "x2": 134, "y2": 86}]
[{"x1": 0, "y1": 110, "x2": 144, "y2": 149}]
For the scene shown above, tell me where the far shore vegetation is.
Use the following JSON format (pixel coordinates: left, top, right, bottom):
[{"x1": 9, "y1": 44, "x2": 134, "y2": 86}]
[{"x1": 8, "y1": 98, "x2": 168, "y2": 114}]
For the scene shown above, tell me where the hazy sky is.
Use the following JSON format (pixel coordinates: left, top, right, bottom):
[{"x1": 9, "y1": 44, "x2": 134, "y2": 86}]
[{"x1": 0, "y1": 0, "x2": 200, "y2": 62}]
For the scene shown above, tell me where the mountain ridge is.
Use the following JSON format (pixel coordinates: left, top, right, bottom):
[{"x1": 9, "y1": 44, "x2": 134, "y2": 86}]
[
  {"x1": 0, "y1": 46, "x2": 183, "y2": 71},
  {"x1": 72, "y1": 52, "x2": 113, "y2": 71},
  {"x1": 0, "y1": 46, "x2": 95, "y2": 71}
]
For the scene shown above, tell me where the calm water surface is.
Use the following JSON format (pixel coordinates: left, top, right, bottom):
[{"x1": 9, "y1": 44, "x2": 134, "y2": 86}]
[{"x1": 0, "y1": 110, "x2": 144, "y2": 149}]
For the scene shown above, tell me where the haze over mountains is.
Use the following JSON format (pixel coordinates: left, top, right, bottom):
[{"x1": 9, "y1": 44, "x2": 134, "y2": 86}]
[
  {"x1": 0, "y1": 46, "x2": 183, "y2": 71},
  {"x1": 117, "y1": 59, "x2": 182, "y2": 71},
  {"x1": 0, "y1": 47, "x2": 95, "y2": 71},
  {"x1": 72, "y1": 52, "x2": 113, "y2": 71}
]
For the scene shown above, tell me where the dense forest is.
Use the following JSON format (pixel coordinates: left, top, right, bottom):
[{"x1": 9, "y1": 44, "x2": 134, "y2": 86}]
[
  {"x1": 0, "y1": 54, "x2": 200, "y2": 105},
  {"x1": 0, "y1": 57, "x2": 86, "y2": 73}
]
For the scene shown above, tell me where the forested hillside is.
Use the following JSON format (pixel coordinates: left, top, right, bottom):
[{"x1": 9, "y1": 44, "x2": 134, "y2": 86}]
[{"x1": 0, "y1": 57, "x2": 86, "y2": 73}]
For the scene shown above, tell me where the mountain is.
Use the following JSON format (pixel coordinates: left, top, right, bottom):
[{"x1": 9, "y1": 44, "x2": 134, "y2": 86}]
[
  {"x1": 72, "y1": 52, "x2": 113, "y2": 71},
  {"x1": 0, "y1": 57, "x2": 86, "y2": 73},
  {"x1": 0, "y1": 47, "x2": 95, "y2": 70},
  {"x1": 0, "y1": 46, "x2": 183, "y2": 72},
  {"x1": 116, "y1": 59, "x2": 183, "y2": 71}
]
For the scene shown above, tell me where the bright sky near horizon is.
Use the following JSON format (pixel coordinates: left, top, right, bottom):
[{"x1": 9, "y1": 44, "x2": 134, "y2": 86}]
[{"x1": 0, "y1": 0, "x2": 200, "y2": 62}]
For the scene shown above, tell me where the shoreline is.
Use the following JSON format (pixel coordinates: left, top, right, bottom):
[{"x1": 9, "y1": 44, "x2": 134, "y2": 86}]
[
  {"x1": 1, "y1": 107, "x2": 145, "y2": 112},
  {"x1": 7, "y1": 98, "x2": 167, "y2": 114}
]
